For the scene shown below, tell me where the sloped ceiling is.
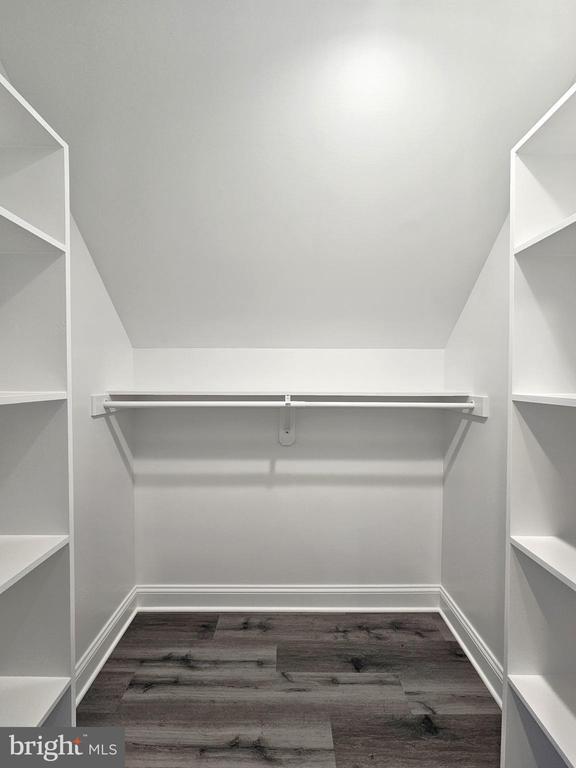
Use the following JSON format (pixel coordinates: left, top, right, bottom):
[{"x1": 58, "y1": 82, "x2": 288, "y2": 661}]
[{"x1": 0, "y1": 0, "x2": 575, "y2": 348}]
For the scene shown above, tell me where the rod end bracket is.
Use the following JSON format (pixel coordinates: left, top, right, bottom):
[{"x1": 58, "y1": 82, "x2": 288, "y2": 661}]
[
  {"x1": 471, "y1": 395, "x2": 489, "y2": 419},
  {"x1": 91, "y1": 393, "x2": 111, "y2": 417}
]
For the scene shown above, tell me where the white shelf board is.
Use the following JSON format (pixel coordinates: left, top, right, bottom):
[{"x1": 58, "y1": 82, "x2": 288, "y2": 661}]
[
  {"x1": 509, "y1": 675, "x2": 576, "y2": 767},
  {"x1": 0, "y1": 72, "x2": 66, "y2": 149},
  {"x1": 515, "y1": 212, "x2": 576, "y2": 254},
  {"x1": 0, "y1": 391, "x2": 67, "y2": 406},
  {"x1": 0, "y1": 677, "x2": 70, "y2": 726},
  {"x1": 513, "y1": 81, "x2": 576, "y2": 155},
  {"x1": 0, "y1": 535, "x2": 69, "y2": 596},
  {"x1": 512, "y1": 536, "x2": 576, "y2": 593},
  {"x1": 513, "y1": 393, "x2": 576, "y2": 408},
  {"x1": 107, "y1": 390, "x2": 471, "y2": 397},
  {"x1": 0, "y1": 204, "x2": 66, "y2": 254}
]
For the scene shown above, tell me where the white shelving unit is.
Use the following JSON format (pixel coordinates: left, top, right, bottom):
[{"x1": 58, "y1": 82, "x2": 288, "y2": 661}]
[
  {"x1": 504, "y1": 81, "x2": 576, "y2": 767},
  {"x1": 0, "y1": 73, "x2": 74, "y2": 726}
]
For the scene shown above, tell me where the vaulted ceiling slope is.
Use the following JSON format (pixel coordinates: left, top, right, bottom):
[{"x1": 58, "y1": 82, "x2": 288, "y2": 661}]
[{"x1": 0, "y1": 1, "x2": 575, "y2": 348}]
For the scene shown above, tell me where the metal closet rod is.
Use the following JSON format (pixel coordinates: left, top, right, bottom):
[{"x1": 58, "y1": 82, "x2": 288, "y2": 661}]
[
  {"x1": 90, "y1": 393, "x2": 488, "y2": 419},
  {"x1": 102, "y1": 399, "x2": 475, "y2": 410}
]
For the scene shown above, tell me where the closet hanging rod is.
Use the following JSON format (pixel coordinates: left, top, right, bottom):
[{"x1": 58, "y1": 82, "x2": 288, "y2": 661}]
[
  {"x1": 98, "y1": 399, "x2": 476, "y2": 410},
  {"x1": 91, "y1": 394, "x2": 489, "y2": 418}
]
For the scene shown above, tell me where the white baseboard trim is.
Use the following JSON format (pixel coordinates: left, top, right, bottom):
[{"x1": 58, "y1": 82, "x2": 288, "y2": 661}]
[
  {"x1": 75, "y1": 586, "x2": 138, "y2": 705},
  {"x1": 74, "y1": 584, "x2": 502, "y2": 711},
  {"x1": 439, "y1": 586, "x2": 503, "y2": 707},
  {"x1": 135, "y1": 584, "x2": 441, "y2": 611}
]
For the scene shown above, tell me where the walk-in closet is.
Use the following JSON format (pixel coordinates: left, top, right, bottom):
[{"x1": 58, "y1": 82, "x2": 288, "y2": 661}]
[{"x1": 0, "y1": 2, "x2": 575, "y2": 766}]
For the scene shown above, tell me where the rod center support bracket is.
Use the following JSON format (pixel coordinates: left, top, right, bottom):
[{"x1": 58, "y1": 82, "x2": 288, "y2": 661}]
[{"x1": 279, "y1": 394, "x2": 296, "y2": 446}]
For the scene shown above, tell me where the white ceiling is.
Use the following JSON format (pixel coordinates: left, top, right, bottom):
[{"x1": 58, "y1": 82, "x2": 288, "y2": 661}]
[{"x1": 0, "y1": 1, "x2": 575, "y2": 348}]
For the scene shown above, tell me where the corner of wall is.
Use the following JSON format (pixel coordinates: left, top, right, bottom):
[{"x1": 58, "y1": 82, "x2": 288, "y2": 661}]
[
  {"x1": 70, "y1": 217, "x2": 136, "y2": 686},
  {"x1": 441, "y1": 217, "x2": 510, "y2": 690}
]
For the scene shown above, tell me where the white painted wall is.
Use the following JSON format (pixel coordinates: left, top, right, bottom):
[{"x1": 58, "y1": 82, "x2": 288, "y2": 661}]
[
  {"x1": 133, "y1": 348, "x2": 445, "y2": 393},
  {"x1": 132, "y1": 349, "x2": 445, "y2": 588},
  {"x1": 70, "y1": 219, "x2": 135, "y2": 660},
  {"x1": 134, "y1": 408, "x2": 444, "y2": 587},
  {"x1": 442, "y1": 219, "x2": 510, "y2": 664},
  {"x1": 3, "y1": 1, "x2": 576, "y2": 350}
]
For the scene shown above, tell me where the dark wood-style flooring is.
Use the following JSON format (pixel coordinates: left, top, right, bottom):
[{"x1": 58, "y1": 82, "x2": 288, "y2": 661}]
[{"x1": 77, "y1": 612, "x2": 501, "y2": 767}]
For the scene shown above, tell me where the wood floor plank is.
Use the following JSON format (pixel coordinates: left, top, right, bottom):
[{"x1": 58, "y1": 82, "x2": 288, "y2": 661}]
[
  {"x1": 76, "y1": 671, "x2": 134, "y2": 715},
  {"x1": 215, "y1": 612, "x2": 452, "y2": 643},
  {"x1": 125, "y1": 720, "x2": 333, "y2": 748},
  {"x1": 77, "y1": 711, "x2": 118, "y2": 727},
  {"x1": 277, "y1": 639, "x2": 484, "y2": 688},
  {"x1": 124, "y1": 669, "x2": 409, "y2": 713},
  {"x1": 109, "y1": 639, "x2": 277, "y2": 671},
  {"x1": 115, "y1": 613, "x2": 217, "y2": 650},
  {"x1": 331, "y1": 713, "x2": 501, "y2": 767},
  {"x1": 400, "y1": 668, "x2": 491, "y2": 696},
  {"x1": 79, "y1": 701, "x2": 356, "y2": 727},
  {"x1": 123, "y1": 718, "x2": 336, "y2": 767},
  {"x1": 125, "y1": 743, "x2": 335, "y2": 767},
  {"x1": 278, "y1": 638, "x2": 468, "y2": 670},
  {"x1": 405, "y1": 690, "x2": 501, "y2": 716}
]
